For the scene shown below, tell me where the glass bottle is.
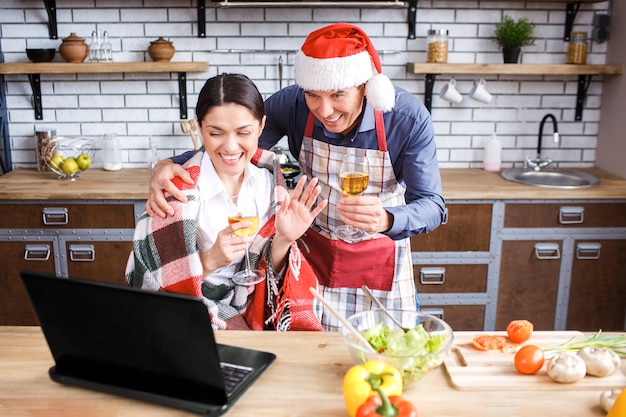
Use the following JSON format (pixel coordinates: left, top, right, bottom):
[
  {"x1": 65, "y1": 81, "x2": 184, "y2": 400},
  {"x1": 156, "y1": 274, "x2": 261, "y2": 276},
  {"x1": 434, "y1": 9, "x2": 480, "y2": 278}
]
[
  {"x1": 101, "y1": 31, "x2": 112, "y2": 62},
  {"x1": 102, "y1": 133, "x2": 123, "y2": 171},
  {"x1": 427, "y1": 29, "x2": 449, "y2": 63},
  {"x1": 88, "y1": 30, "x2": 100, "y2": 62},
  {"x1": 567, "y1": 32, "x2": 588, "y2": 65},
  {"x1": 148, "y1": 137, "x2": 159, "y2": 169}
]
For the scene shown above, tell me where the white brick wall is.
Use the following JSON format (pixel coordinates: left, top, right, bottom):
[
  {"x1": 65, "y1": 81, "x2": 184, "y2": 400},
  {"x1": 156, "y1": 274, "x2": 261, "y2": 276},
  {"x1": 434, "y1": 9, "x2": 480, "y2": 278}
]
[{"x1": 0, "y1": 0, "x2": 612, "y2": 170}]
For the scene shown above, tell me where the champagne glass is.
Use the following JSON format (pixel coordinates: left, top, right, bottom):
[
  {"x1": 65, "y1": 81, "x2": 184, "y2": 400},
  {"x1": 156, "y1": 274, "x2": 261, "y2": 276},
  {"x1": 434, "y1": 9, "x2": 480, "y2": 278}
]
[
  {"x1": 335, "y1": 154, "x2": 370, "y2": 243},
  {"x1": 228, "y1": 195, "x2": 265, "y2": 286}
]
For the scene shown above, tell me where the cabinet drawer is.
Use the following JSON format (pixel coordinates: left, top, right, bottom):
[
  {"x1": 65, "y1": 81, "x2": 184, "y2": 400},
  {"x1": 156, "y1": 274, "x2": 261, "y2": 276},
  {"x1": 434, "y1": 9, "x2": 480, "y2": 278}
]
[
  {"x1": 421, "y1": 305, "x2": 485, "y2": 331},
  {"x1": 0, "y1": 241, "x2": 56, "y2": 326},
  {"x1": 503, "y1": 202, "x2": 626, "y2": 228},
  {"x1": 0, "y1": 203, "x2": 135, "y2": 229},
  {"x1": 497, "y1": 240, "x2": 561, "y2": 331},
  {"x1": 414, "y1": 264, "x2": 487, "y2": 293},
  {"x1": 567, "y1": 239, "x2": 626, "y2": 331},
  {"x1": 411, "y1": 203, "x2": 492, "y2": 252},
  {"x1": 65, "y1": 240, "x2": 133, "y2": 286}
]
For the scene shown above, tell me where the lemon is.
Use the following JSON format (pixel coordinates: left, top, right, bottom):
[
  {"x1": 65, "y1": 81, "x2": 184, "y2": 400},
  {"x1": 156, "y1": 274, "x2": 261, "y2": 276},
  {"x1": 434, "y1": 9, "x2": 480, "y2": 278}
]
[{"x1": 62, "y1": 157, "x2": 78, "y2": 175}]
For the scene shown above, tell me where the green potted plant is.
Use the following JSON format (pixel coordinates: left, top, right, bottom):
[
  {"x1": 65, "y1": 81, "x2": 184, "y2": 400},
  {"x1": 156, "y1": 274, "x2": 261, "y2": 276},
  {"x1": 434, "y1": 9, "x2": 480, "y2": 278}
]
[{"x1": 493, "y1": 15, "x2": 536, "y2": 63}]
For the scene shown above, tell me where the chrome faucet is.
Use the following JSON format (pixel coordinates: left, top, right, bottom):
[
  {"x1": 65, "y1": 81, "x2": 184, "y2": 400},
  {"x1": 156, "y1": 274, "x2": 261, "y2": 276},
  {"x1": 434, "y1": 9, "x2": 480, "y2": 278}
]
[{"x1": 526, "y1": 113, "x2": 559, "y2": 171}]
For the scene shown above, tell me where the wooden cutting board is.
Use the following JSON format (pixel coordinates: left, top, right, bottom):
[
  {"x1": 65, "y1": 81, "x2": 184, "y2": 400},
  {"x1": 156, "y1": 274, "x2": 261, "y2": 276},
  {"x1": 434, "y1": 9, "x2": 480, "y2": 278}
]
[{"x1": 444, "y1": 331, "x2": 626, "y2": 390}]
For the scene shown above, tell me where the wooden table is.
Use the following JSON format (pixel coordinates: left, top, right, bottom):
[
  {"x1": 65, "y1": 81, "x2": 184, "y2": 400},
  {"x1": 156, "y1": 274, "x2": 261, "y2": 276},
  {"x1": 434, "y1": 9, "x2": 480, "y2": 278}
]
[{"x1": 0, "y1": 327, "x2": 621, "y2": 417}]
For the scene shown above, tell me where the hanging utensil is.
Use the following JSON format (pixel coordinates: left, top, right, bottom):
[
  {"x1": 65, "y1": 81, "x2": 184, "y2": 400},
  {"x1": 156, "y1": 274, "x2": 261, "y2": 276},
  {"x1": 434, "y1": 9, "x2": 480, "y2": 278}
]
[
  {"x1": 361, "y1": 285, "x2": 410, "y2": 332},
  {"x1": 180, "y1": 119, "x2": 199, "y2": 150},
  {"x1": 278, "y1": 55, "x2": 283, "y2": 89},
  {"x1": 309, "y1": 287, "x2": 377, "y2": 353}
]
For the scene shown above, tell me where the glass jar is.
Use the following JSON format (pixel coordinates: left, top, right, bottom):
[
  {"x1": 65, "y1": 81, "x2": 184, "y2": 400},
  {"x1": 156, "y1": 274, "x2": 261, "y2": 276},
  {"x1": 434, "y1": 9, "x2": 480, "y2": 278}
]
[
  {"x1": 567, "y1": 32, "x2": 588, "y2": 65},
  {"x1": 102, "y1": 133, "x2": 123, "y2": 171},
  {"x1": 35, "y1": 129, "x2": 57, "y2": 171},
  {"x1": 427, "y1": 29, "x2": 449, "y2": 63}
]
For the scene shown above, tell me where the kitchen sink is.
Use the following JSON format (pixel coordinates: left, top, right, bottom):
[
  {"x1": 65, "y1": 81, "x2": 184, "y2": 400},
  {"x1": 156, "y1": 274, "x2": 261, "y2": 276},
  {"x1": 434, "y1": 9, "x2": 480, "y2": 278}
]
[{"x1": 501, "y1": 168, "x2": 600, "y2": 189}]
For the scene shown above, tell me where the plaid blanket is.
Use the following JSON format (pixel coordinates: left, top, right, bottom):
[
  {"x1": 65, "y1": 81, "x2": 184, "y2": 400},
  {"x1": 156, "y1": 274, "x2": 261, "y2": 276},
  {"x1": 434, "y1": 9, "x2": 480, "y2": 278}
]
[{"x1": 125, "y1": 148, "x2": 322, "y2": 331}]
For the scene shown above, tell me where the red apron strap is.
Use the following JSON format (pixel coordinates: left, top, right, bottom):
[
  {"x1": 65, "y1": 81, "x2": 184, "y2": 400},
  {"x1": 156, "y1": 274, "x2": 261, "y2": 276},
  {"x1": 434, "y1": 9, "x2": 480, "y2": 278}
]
[
  {"x1": 374, "y1": 110, "x2": 387, "y2": 152},
  {"x1": 304, "y1": 112, "x2": 316, "y2": 138}
]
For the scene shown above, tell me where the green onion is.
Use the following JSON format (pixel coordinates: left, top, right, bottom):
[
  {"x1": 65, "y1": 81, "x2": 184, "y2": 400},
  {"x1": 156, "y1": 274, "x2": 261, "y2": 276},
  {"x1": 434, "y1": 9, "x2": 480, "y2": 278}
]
[{"x1": 541, "y1": 330, "x2": 626, "y2": 357}]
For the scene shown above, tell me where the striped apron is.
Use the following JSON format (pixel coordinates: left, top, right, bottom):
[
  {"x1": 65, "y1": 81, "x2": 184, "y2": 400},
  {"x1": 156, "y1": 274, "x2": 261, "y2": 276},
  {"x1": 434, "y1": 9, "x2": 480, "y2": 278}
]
[{"x1": 298, "y1": 111, "x2": 416, "y2": 331}]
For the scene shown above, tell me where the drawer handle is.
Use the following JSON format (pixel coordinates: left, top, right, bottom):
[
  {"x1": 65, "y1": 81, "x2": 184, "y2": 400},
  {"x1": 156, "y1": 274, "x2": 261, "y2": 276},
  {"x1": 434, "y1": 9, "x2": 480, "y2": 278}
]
[
  {"x1": 419, "y1": 267, "x2": 446, "y2": 285},
  {"x1": 534, "y1": 243, "x2": 561, "y2": 259},
  {"x1": 576, "y1": 242, "x2": 601, "y2": 260},
  {"x1": 43, "y1": 207, "x2": 69, "y2": 225},
  {"x1": 558, "y1": 206, "x2": 584, "y2": 224},
  {"x1": 421, "y1": 308, "x2": 444, "y2": 320},
  {"x1": 24, "y1": 244, "x2": 51, "y2": 261},
  {"x1": 69, "y1": 244, "x2": 95, "y2": 262}
]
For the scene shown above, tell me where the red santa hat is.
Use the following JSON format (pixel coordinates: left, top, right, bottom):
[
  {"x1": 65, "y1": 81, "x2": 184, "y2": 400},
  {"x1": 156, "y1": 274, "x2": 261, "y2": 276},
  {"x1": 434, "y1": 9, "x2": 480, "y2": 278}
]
[{"x1": 294, "y1": 22, "x2": 396, "y2": 112}]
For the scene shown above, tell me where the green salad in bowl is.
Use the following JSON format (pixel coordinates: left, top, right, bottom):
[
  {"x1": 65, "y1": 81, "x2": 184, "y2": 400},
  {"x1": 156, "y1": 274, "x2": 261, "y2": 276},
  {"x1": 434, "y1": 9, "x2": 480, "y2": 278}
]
[{"x1": 341, "y1": 309, "x2": 454, "y2": 387}]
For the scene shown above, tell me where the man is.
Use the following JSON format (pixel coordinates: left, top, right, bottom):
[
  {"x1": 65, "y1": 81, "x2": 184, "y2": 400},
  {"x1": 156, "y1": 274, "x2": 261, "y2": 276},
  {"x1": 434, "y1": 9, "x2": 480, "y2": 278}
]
[{"x1": 147, "y1": 22, "x2": 446, "y2": 331}]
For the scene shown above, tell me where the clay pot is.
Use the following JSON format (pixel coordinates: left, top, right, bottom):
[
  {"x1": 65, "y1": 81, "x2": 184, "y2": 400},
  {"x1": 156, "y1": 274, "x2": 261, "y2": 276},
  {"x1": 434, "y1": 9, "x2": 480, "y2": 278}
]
[
  {"x1": 148, "y1": 37, "x2": 175, "y2": 62},
  {"x1": 59, "y1": 33, "x2": 89, "y2": 63}
]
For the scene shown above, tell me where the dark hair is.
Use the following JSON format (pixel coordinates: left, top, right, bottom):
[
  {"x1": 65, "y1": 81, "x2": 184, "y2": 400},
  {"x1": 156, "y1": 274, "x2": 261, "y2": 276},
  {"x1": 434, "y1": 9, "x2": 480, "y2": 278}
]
[{"x1": 195, "y1": 73, "x2": 265, "y2": 126}]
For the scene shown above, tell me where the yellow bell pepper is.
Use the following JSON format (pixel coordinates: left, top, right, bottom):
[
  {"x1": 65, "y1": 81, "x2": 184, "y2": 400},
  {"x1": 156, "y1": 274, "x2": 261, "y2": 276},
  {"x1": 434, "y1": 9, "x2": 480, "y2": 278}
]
[
  {"x1": 343, "y1": 360, "x2": 403, "y2": 417},
  {"x1": 607, "y1": 388, "x2": 626, "y2": 417}
]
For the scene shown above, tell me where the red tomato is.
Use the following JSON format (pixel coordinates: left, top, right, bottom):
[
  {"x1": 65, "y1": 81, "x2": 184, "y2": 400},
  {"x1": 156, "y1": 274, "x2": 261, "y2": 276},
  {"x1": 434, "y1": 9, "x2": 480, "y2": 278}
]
[
  {"x1": 506, "y1": 319, "x2": 534, "y2": 344},
  {"x1": 472, "y1": 335, "x2": 507, "y2": 351},
  {"x1": 514, "y1": 345, "x2": 544, "y2": 375}
]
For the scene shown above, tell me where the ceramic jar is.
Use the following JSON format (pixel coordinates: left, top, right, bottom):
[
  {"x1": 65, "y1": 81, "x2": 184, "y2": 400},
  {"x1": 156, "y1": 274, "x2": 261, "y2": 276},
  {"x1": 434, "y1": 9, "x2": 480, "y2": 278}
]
[
  {"x1": 148, "y1": 37, "x2": 175, "y2": 62},
  {"x1": 59, "y1": 33, "x2": 89, "y2": 63}
]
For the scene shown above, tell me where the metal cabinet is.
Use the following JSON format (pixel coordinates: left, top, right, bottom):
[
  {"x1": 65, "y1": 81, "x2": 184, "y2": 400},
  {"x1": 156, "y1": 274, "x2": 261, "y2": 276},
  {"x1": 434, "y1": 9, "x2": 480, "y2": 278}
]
[
  {"x1": 0, "y1": 200, "x2": 142, "y2": 325},
  {"x1": 496, "y1": 200, "x2": 626, "y2": 332},
  {"x1": 411, "y1": 202, "x2": 494, "y2": 331},
  {"x1": 413, "y1": 199, "x2": 626, "y2": 332}
]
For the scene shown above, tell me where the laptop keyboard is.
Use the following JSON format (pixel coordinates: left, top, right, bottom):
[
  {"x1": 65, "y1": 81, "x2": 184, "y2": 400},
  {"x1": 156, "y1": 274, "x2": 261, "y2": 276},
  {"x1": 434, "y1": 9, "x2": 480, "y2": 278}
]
[{"x1": 220, "y1": 362, "x2": 253, "y2": 396}]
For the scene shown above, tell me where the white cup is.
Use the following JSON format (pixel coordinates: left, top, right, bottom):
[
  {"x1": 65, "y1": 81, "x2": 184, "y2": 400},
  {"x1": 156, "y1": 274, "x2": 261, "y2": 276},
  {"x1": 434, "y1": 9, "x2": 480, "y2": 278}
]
[
  {"x1": 439, "y1": 78, "x2": 463, "y2": 104},
  {"x1": 469, "y1": 78, "x2": 493, "y2": 104}
]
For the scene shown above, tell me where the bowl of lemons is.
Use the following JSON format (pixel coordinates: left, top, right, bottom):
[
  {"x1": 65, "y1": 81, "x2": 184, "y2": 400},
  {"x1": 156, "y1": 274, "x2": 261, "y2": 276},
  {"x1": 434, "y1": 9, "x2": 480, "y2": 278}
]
[{"x1": 46, "y1": 137, "x2": 95, "y2": 180}]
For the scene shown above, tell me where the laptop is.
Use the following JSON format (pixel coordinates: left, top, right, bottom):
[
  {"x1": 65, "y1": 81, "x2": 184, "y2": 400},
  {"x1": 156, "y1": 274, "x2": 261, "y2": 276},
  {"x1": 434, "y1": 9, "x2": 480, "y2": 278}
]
[{"x1": 20, "y1": 271, "x2": 276, "y2": 416}]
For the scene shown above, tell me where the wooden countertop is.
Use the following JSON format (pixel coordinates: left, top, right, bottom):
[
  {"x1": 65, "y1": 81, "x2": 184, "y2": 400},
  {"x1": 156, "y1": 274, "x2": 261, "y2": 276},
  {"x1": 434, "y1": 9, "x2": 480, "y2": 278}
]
[
  {"x1": 0, "y1": 167, "x2": 625, "y2": 201},
  {"x1": 0, "y1": 326, "x2": 621, "y2": 417}
]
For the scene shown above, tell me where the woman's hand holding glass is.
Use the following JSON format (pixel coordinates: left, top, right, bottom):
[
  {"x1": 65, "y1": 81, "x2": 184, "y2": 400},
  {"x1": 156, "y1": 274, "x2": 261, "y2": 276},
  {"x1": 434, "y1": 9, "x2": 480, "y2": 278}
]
[{"x1": 229, "y1": 196, "x2": 265, "y2": 286}]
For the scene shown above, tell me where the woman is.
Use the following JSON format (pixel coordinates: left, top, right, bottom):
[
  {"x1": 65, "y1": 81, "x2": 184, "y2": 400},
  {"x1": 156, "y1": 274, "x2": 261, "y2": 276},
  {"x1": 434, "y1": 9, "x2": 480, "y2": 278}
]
[{"x1": 125, "y1": 73, "x2": 327, "y2": 331}]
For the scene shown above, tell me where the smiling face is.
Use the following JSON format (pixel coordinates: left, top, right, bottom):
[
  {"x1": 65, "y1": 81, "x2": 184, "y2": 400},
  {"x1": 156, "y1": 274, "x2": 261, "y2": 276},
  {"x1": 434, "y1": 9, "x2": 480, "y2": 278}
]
[
  {"x1": 199, "y1": 102, "x2": 266, "y2": 182},
  {"x1": 304, "y1": 85, "x2": 366, "y2": 135}
]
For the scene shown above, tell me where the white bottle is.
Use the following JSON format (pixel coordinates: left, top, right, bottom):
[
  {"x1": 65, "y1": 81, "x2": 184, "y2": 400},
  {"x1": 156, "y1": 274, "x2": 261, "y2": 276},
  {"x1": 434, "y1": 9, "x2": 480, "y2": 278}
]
[
  {"x1": 483, "y1": 133, "x2": 502, "y2": 172},
  {"x1": 102, "y1": 133, "x2": 123, "y2": 171}
]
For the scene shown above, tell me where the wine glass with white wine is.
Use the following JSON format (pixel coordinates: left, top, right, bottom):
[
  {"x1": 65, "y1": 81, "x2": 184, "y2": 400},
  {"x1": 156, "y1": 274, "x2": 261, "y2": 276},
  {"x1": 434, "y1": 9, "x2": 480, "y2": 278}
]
[
  {"x1": 228, "y1": 195, "x2": 265, "y2": 286},
  {"x1": 335, "y1": 153, "x2": 370, "y2": 243}
]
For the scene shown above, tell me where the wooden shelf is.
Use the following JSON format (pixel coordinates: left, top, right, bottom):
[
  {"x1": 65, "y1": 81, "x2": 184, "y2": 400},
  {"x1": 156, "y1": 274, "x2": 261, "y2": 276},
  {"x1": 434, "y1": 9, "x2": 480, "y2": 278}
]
[
  {"x1": 0, "y1": 61, "x2": 207, "y2": 75},
  {"x1": 407, "y1": 63, "x2": 624, "y2": 121},
  {"x1": 407, "y1": 63, "x2": 623, "y2": 76},
  {"x1": 0, "y1": 61, "x2": 208, "y2": 120}
]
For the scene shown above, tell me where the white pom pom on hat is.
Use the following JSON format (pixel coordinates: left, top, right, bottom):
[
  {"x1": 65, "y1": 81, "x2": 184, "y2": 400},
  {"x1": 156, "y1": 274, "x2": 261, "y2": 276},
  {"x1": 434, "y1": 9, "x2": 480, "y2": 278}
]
[{"x1": 294, "y1": 22, "x2": 396, "y2": 112}]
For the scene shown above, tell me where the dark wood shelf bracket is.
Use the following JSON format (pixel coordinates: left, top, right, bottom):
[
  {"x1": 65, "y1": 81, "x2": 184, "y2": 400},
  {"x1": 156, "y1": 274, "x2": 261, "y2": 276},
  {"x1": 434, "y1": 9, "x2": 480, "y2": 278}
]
[
  {"x1": 424, "y1": 73, "x2": 436, "y2": 114},
  {"x1": 564, "y1": 2, "x2": 582, "y2": 41},
  {"x1": 178, "y1": 72, "x2": 188, "y2": 119},
  {"x1": 197, "y1": 0, "x2": 207, "y2": 38},
  {"x1": 575, "y1": 74, "x2": 592, "y2": 121},
  {"x1": 408, "y1": 0, "x2": 418, "y2": 39},
  {"x1": 28, "y1": 74, "x2": 43, "y2": 120},
  {"x1": 43, "y1": 0, "x2": 58, "y2": 39}
]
